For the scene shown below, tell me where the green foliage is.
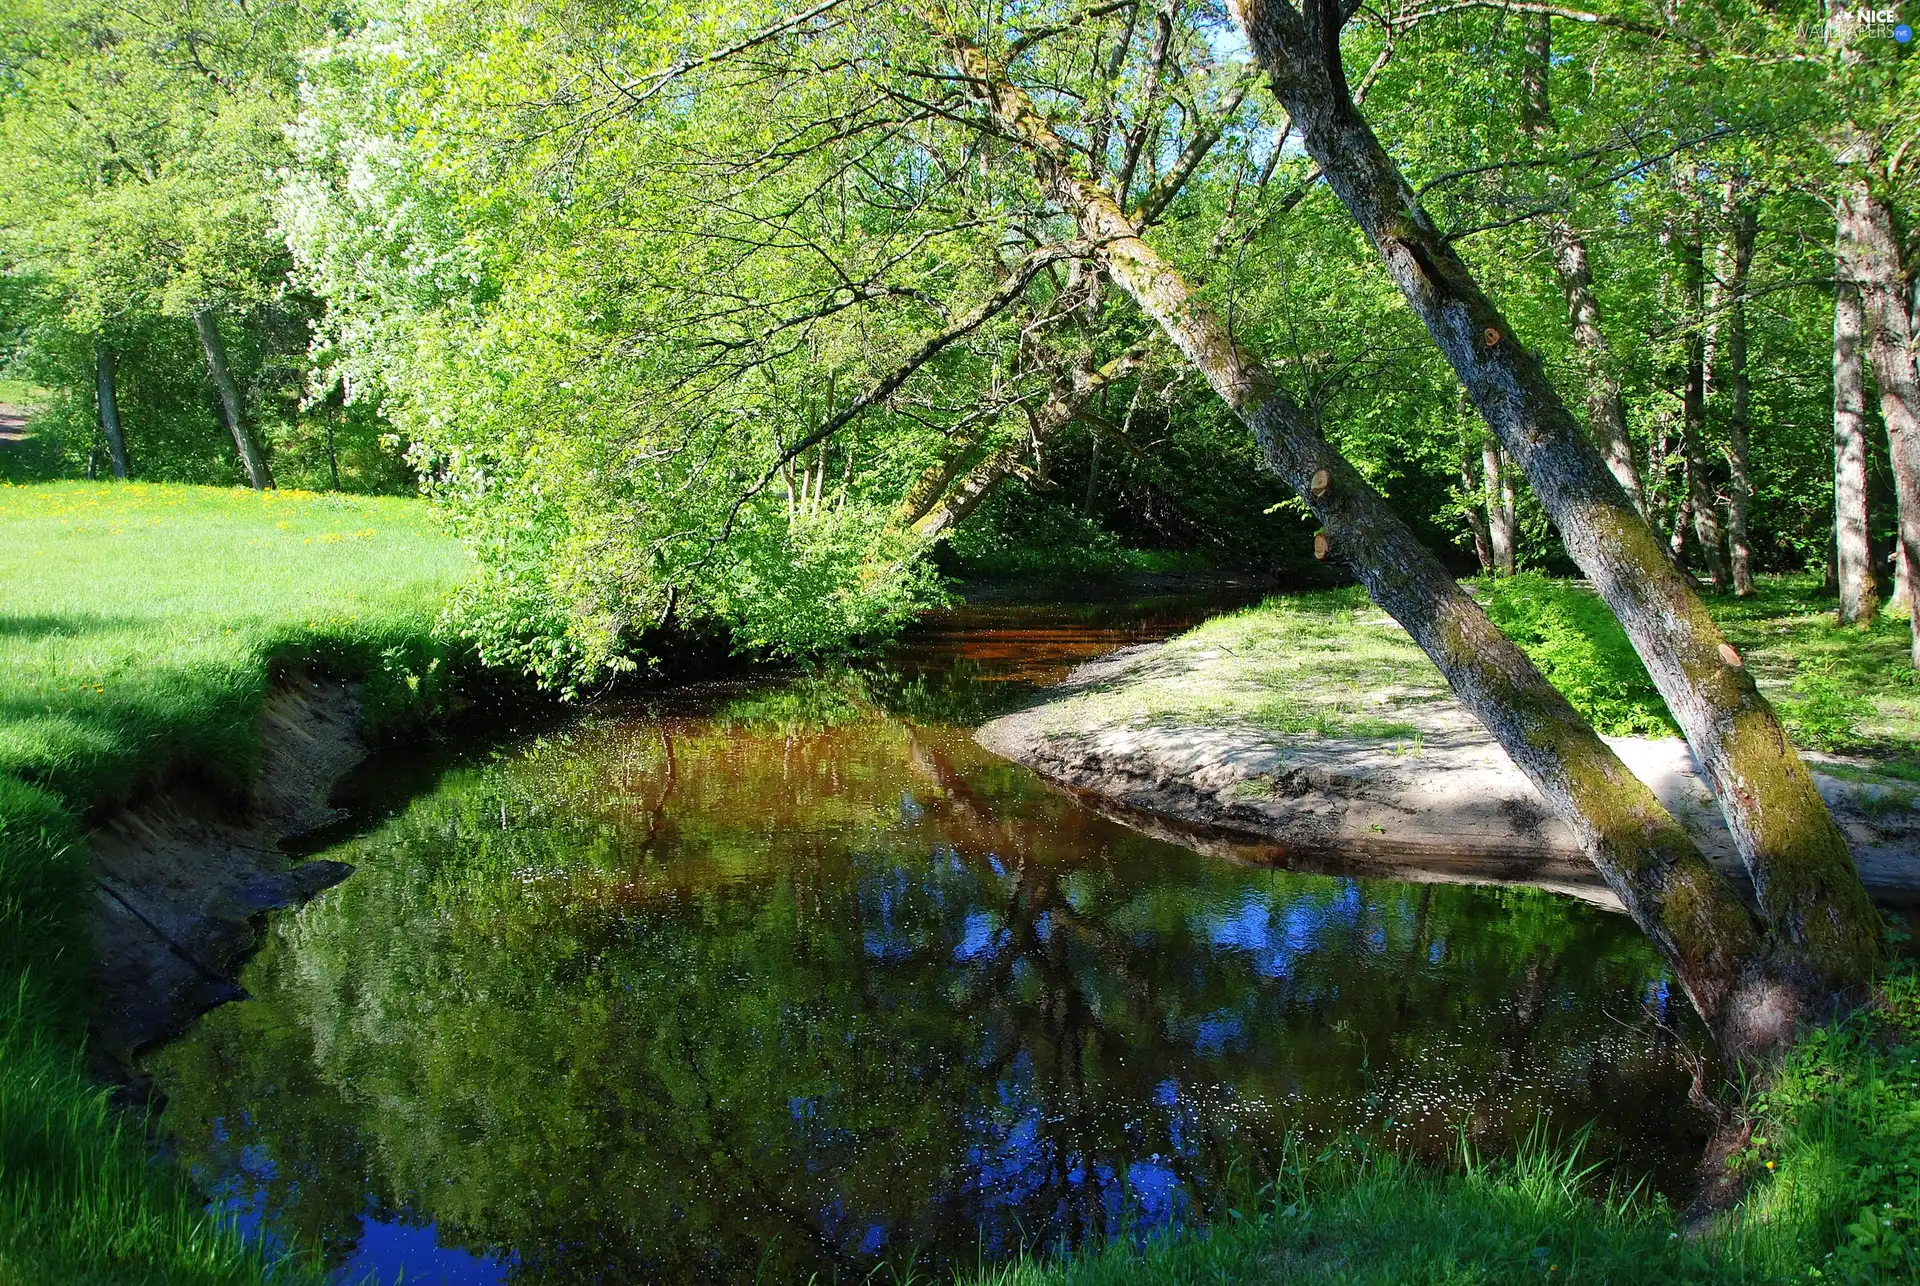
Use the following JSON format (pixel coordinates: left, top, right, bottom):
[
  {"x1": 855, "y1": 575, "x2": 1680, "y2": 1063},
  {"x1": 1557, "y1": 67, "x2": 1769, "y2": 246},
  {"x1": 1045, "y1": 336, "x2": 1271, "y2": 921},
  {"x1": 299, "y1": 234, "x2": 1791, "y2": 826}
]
[
  {"x1": 1782, "y1": 664, "x2": 1881, "y2": 755},
  {"x1": 1734, "y1": 967, "x2": 1920, "y2": 1284},
  {"x1": 0, "y1": 0, "x2": 410, "y2": 491},
  {"x1": 1480, "y1": 574, "x2": 1679, "y2": 738},
  {"x1": 945, "y1": 484, "x2": 1213, "y2": 577},
  {"x1": 0, "y1": 480, "x2": 468, "y2": 1285}
]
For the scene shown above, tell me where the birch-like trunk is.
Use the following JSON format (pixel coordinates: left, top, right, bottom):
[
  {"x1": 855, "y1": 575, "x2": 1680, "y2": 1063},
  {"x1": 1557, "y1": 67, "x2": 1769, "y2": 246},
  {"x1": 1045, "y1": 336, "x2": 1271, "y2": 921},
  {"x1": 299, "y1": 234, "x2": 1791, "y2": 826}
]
[
  {"x1": 95, "y1": 345, "x2": 129, "y2": 480},
  {"x1": 1832, "y1": 260, "x2": 1875, "y2": 624},
  {"x1": 1235, "y1": 0, "x2": 1881, "y2": 988},
  {"x1": 1483, "y1": 437, "x2": 1517, "y2": 577},
  {"x1": 1723, "y1": 197, "x2": 1758, "y2": 598},
  {"x1": 943, "y1": 24, "x2": 1804, "y2": 1053},
  {"x1": 1460, "y1": 453, "x2": 1495, "y2": 573},
  {"x1": 1678, "y1": 225, "x2": 1729, "y2": 592},
  {"x1": 192, "y1": 309, "x2": 273, "y2": 491}
]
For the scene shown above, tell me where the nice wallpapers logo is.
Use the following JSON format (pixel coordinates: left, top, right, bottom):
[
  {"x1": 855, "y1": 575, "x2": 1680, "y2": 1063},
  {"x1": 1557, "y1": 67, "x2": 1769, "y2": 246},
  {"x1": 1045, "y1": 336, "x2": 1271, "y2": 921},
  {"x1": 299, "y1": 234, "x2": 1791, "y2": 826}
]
[{"x1": 1842, "y1": 7, "x2": 1913, "y2": 41}]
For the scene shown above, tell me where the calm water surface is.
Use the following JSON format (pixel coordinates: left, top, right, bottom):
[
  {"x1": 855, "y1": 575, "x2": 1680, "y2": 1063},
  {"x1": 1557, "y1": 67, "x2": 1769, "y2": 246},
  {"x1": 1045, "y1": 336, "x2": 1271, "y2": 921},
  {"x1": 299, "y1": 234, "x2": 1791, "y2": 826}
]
[{"x1": 152, "y1": 590, "x2": 1713, "y2": 1283}]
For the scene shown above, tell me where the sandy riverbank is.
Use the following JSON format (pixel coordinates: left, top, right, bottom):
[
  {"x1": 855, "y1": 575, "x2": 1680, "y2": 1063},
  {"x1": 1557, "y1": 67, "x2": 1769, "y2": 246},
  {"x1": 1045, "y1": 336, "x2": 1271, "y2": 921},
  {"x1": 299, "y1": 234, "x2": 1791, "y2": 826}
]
[{"x1": 977, "y1": 622, "x2": 1920, "y2": 910}]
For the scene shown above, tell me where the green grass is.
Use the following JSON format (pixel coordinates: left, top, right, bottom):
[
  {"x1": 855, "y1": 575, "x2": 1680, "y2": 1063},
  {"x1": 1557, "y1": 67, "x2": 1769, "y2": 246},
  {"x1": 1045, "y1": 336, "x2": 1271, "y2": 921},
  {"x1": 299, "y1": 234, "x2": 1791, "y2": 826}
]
[
  {"x1": 0, "y1": 379, "x2": 47, "y2": 408},
  {"x1": 1713, "y1": 579, "x2": 1920, "y2": 776},
  {"x1": 1039, "y1": 575, "x2": 1918, "y2": 778},
  {"x1": 1032, "y1": 586, "x2": 1439, "y2": 742},
  {"x1": 970, "y1": 967, "x2": 1920, "y2": 1285},
  {"x1": 0, "y1": 481, "x2": 470, "y2": 1285}
]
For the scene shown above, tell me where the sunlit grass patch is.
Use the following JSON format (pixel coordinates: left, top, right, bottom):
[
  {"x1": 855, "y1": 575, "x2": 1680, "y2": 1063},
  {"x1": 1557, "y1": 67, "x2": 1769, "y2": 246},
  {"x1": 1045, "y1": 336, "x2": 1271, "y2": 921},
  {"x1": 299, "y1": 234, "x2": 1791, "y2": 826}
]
[
  {"x1": 1713, "y1": 577, "x2": 1920, "y2": 773},
  {"x1": 1037, "y1": 587, "x2": 1441, "y2": 742},
  {"x1": 0, "y1": 481, "x2": 470, "y2": 804}
]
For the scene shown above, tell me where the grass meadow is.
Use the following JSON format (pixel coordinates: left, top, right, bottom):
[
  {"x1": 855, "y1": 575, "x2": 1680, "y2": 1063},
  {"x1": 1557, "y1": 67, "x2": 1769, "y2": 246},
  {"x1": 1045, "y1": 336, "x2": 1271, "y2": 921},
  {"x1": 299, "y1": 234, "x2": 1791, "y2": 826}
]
[{"x1": 0, "y1": 481, "x2": 468, "y2": 1285}]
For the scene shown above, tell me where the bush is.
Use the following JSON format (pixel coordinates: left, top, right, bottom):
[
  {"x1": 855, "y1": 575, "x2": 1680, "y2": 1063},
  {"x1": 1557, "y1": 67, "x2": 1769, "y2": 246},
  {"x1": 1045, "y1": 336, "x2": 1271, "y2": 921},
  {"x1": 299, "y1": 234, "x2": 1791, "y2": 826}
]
[{"x1": 1480, "y1": 574, "x2": 1678, "y2": 737}]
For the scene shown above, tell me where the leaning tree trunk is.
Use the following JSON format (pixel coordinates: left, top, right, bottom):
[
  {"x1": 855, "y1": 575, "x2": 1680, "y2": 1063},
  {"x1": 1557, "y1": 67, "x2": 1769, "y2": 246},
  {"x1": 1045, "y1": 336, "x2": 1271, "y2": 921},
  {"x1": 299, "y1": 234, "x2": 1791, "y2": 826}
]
[
  {"x1": 1235, "y1": 0, "x2": 1881, "y2": 989},
  {"x1": 94, "y1": 345, "x2": 129, "y2": 480},
  {"x1": 1723, "y1": 196, "x2": 1758, "y2": 598},
  {"x1": 192, "y1": 309, "x2": 273, "y2": 491},
  {"x1": 942, "y1": 23, "x2": 1804, "y2": 1054},
  {"x1": 1678, "y1": 224, "x2": 1729, "y2": 593},
  {"x1": 906, "y1": 346, "x2": 1142, "y2": 541},
  {"x1": 1838, "y1": 170, "x2": 1920, "y2": 669},
  {"x1": 1521, "y1": 15, "x2": 1646, "y2": 515}
]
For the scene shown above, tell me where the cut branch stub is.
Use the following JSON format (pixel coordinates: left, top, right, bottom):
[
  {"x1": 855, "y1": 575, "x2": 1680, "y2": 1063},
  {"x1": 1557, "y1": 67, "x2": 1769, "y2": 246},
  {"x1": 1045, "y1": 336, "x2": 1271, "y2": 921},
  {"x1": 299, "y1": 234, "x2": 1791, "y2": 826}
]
[
  {"x1": 1313, "y1": 530, "x2": 1331, "y2": 560},
  {"x1": 1718, "y1": 643, "x2": 1744, "y2": 669},
  {"x1": 1310, "y1": 467, "x2": 1331, "y2": 498}
]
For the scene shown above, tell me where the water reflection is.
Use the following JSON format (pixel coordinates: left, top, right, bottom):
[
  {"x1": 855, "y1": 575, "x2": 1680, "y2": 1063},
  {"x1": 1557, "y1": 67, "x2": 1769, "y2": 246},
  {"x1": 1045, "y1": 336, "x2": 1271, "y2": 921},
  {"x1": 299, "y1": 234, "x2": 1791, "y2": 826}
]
[{"x1": 152, "y1": 596, "x2": 1712, "y2": 1282}]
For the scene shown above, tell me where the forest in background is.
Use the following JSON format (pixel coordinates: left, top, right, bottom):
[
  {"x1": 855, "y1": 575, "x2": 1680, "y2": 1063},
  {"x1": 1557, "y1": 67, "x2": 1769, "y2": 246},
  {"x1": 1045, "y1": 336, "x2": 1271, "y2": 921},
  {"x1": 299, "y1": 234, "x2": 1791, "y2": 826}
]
[{"x1": 2, "y1": 0, "x2": 1912, "y2": 684}]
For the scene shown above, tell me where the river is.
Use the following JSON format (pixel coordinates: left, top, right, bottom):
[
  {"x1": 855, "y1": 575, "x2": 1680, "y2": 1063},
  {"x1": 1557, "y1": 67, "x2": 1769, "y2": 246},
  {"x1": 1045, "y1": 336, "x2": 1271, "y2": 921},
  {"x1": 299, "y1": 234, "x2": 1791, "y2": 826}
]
[{"x1": 150, "y1": 588, "x2": 1714, "y2": 1283}]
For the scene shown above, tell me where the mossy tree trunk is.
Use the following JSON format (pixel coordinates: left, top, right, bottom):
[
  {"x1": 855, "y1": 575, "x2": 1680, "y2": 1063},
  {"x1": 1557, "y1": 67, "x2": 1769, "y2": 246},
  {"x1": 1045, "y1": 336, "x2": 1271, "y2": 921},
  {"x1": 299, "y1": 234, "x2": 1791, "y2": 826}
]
[
  {"x1": 1233, "y1": 0, "x2": 1883, "y2": 990},
  {"x1": 939, "y1": 22, "x2": 1805, "y2": 1054}
]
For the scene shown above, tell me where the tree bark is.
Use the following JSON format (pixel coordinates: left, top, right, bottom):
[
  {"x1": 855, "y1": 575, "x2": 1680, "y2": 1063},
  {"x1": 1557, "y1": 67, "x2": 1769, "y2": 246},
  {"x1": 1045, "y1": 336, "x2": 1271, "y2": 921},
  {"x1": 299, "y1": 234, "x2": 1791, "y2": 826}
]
[
  {"x1": 193, "y1": 309, "x2": 273, "y2": 491},
  {"x1": 1678, "y1": 223, "x2": 1729, "y2": 593},
  {"x1": 1832, "y1": 254, "x2": 1875, "y2": 624},
  {"x1": 1521, "y1": 16, "x2": 1646, "y2": 515},
  {"x1": 942, "y1": 23, "x2": 1804, "y2": 1054},
  {"x1": 94, "y1": 345, "x2": 129, "y2": 480},
  {"x1": 1483, "y1": 436, "x2": 1517, "y2": 576},
  {"x1": 1461, "y1": 449, "x2": 1495, "y2": 573},
  {"x1": 1235, "y1": 0, "x2": 1881, "y2": 988},
  {"x1": 1838, "y1": 168, "x2": 1920, "y2": 668},
  {"x1": 1723, "y1": 195, "x2": 1757, "y2": 598}
]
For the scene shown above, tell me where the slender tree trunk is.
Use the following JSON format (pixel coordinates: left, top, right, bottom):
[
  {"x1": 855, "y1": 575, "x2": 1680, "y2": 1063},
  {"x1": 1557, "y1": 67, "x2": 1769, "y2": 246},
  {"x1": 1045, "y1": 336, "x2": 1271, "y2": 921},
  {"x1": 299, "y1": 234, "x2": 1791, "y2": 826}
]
[
  {"x1": 1679, "y1": 224, "x2": 1729, "y2": 592},
  {"x1": 1083, "y1": 431, "x2": 1101, "y2": 512},
  {"x1": 1236, "y1": 0, "x2": 1881, "y2": 988},
  {"x1": 944, "y1": 24, "x2": 1805, "y2": 1053},
  {"x1": 1461, "y1": 452, "x2": 1495, "y2": 573},
  {"x1": 1521, "y1": 16, "x2": 1646, "y2": 514},
  {"x1": 1838, "y1": 169, "x2": 1920, "y2": 667},
  {"x1": 94, "y1": 345, "x2": 129, "y2": 480},
  {"x1": 1833, "y1": 252, "x2": 1876, "y2": 623},
  {"x1": 192, "y1": 309, "x2": 273, "y2": 491},
  {"x1": 1724, "y1": 196, "x2": 1758, "y2": 597},
  {"x1": 1483, "y1": 437, "x2": 1517, "y2": 576}
]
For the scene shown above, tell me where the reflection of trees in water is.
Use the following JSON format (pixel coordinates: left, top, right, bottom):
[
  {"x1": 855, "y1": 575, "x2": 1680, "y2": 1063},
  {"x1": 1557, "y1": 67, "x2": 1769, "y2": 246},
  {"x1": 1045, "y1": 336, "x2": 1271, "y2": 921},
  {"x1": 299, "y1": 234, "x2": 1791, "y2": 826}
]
[{"x1": 154, "y1": 714, "x2": 1708, "y2": 1282}]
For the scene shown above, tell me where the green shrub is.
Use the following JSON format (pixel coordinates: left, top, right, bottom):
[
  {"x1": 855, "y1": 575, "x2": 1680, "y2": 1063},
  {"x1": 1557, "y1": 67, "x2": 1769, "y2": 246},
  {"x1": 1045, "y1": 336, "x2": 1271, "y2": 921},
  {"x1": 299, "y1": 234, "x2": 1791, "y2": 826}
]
[{"x1": 1480, "y1": 574, "x2": 1678, "y2": 737}]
